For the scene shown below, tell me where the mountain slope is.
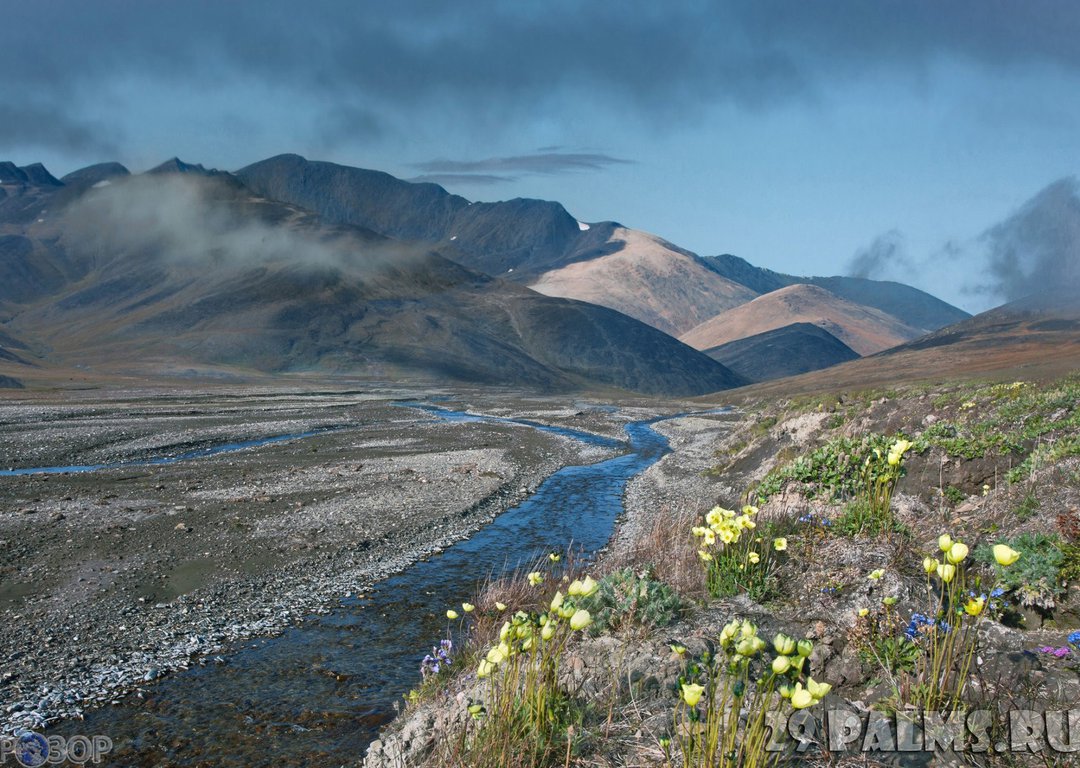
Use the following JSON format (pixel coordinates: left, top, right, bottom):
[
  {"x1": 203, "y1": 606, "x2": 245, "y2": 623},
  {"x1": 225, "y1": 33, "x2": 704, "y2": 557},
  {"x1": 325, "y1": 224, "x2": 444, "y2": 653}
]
[
  {"x1": 529, "y1": 228, "x2": 755, "y2": 336},
  {"x1": 679, "y1": 283, "x2": 926, "y2": 356},
  {"x1": 236, "y1": 154, "x2": 620, "y2": 279},
  {"x1": 703, "y1": 322, "x2": 859, "y2": 382},
  {"x1": 0, "y1": 163, "x2": 743, "y2": 395},
  {"x1": 734, "y1": 292, "x2": 1080, "y2": 397},
  {"x1": 702, "y1": 254, "x2": 969, "y2": 332}
]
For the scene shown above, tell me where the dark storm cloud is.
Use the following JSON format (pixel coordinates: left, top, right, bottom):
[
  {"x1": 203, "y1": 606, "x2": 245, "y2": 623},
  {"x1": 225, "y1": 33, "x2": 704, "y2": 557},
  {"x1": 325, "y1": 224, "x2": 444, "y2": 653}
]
[
  {"x1": 4, "y1": 1, "x2": 1080, "y2": 157},
  {"x1": 0, "y1": 102, "x2": 119, "y2": 156}
]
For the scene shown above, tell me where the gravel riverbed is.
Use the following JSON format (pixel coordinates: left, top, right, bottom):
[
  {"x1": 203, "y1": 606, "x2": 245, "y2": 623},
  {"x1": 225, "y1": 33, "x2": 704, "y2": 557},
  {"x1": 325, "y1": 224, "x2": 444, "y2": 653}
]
[{"x1": 0, "y1": 389, "x2": 621, "y2": 734}]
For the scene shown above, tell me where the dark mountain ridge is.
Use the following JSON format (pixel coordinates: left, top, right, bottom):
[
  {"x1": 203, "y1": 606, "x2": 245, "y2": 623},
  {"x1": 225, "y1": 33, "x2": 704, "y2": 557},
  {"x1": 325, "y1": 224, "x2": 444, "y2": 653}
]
[
  {"x1": 704, "y1": 322, "x2": 859, "y2": 382},
  {"x1": 237, "y1": 154, "x2": 622, "y2": 279},
  {"x1": 0, "y1": 161, "x2": 743, "y2": 395}
]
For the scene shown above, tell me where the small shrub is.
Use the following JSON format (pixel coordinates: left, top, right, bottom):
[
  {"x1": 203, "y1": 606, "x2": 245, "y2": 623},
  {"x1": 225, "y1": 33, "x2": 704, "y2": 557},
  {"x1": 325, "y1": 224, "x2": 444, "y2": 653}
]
[
  {"x1": 693, "y1": 505, "x2": 787, "y2": 602},
  {"x1": 1014, "y1": 489, "x2": 1040, "y2": 522},
  {"x1": 943, "y1": 485, "x2": 966, "y2": 505},
  {"x1": 977, "y1": 533, "x2": 1065, "y2": 611},
  {"x1": 834, "y1": 499, "x2": 906, "y2": 538},
  {"x1": 577, "y1": 568, "x2": 682, "y2": 636}
]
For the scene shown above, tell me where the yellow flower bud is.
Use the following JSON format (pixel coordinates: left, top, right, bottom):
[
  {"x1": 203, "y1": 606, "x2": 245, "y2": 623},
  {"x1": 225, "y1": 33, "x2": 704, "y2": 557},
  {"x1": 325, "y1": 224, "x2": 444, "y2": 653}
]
[
  {"x1": 938, "y1": 534, "x2": 953, "y2": 552},
  {"x1": 446, "y1": 609, "x2": 459, "y2": 620},
  {"x1": 947, "y1": 542, "x2": 969, "y2": 564},
  {"x1": 964, "y1": 597, "x2": 985, "y2": 616},
  {"x1": 993, "y1": 544, "x2": 1021, "y2": 566},
  {"x1": 569, "y1": 609, "x2": 592, "y2": 631},
  {"x1": 807, "y1": 678, "x2": 832, "y2": 699},
  {"x1": 550, "y1": 591, "x2": 564, "y2": 612},
  {"x1": 772, "y1": 655, "x2": 792, "y2": 675},
  {"x1": 486, "y1": 645, "x2": 506, "y2": 665},
  {"x1": 791, "y1": 688, "x2": 814, "y2": 709},
  {"x1": 680, "y1": 683, "x2": 705, "y2": 707},
  {"x1": 773, "y1": 633, "x2": 796, "y2": 655},
  {"x1": 462, "y1": 602, "x2": 475, "y2": 613},
  {"x1": 923, "y1": 557, "x2": 938, "y2": 575},
  {"x1": 936, "y1": 563, "x2": 956, "y2": 583},
  {"x1": 495, "y1": 602, "x2": 507, "y2": 611}
]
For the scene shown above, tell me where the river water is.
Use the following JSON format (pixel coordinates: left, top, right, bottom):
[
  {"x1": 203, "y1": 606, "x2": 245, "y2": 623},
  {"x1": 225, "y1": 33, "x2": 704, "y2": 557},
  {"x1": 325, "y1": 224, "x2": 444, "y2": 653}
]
[{"x1": 46, "y1": 405, "x2": 691, "y2": 766}]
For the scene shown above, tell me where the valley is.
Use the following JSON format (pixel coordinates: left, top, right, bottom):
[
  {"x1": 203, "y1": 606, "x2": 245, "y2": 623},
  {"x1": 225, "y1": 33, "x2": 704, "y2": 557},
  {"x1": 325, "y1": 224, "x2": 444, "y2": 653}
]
[{"x1": 0, "y1": 386, "x2": 631, "y2": 735}]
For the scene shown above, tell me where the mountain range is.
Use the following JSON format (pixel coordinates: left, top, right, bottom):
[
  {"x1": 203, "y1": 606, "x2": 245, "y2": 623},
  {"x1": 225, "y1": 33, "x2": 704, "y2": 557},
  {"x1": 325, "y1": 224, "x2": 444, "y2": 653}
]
[{"x1": 0, "y1": 153, "x2": 1005, "y2": 396}]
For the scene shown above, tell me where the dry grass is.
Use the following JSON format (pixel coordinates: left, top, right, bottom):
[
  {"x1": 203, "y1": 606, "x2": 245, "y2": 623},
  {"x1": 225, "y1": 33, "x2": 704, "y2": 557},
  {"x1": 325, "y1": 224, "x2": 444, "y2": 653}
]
[{"x1": 609, "y1": 503, "x2": 706, "y2": 601}]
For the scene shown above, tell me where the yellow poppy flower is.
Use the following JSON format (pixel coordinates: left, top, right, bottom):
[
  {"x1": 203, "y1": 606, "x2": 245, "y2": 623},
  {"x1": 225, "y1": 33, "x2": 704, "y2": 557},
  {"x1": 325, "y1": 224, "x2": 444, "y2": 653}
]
[{"x1": 993, "y1": 544, "x2": 1021, "y2": 566}]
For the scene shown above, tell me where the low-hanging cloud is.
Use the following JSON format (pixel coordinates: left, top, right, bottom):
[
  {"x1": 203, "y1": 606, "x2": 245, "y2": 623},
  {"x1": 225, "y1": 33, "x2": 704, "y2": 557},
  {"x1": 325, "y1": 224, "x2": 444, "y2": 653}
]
[
  {"x1": 407, "y1": 173, "x2": 517, "y2": 187},
  {"x1": 414, "y1": 152, "x2": 631, "y2": 176},
  {"x1": 846, "y1": 229, "x2": 910, "y2": 280},
  {"x1": 409, "y1": 151, "x2": 630, "y2": 186},
  {"x1": 848, "y1": 178, "x2": 1080, "y2": 312},
  {"x1": 60, "y1": 174, "x2": 423, "y2": 275},
  {"x1": 975, "y1": 177, "x2": 1080, "y2": 304}
]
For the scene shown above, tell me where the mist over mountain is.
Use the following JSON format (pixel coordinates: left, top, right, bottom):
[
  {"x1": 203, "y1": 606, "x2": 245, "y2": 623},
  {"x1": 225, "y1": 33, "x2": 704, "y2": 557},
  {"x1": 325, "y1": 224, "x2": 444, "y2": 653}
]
[
  {"x1": 237, "y1": 155, "x2": 968, "y2": 364},
  {"x1": 0, "y1": 160, "x2": 743, "y2": 395},
  {"x1": 236, "y1": 154, "x2": 621, "y2": 279}
]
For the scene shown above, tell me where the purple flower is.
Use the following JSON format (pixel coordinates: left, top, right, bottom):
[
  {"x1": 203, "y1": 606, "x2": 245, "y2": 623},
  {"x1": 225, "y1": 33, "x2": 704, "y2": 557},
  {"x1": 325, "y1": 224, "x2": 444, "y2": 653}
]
[{"x1": 1036, "y1": 646, "x2": 1071, "y2": 657}]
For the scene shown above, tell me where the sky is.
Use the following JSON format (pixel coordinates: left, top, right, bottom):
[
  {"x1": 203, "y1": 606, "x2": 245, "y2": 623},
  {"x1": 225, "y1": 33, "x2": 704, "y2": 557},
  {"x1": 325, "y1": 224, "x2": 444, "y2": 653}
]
[{"x1": 3, "y1": 1, "x2": 1080, "y2": 313}]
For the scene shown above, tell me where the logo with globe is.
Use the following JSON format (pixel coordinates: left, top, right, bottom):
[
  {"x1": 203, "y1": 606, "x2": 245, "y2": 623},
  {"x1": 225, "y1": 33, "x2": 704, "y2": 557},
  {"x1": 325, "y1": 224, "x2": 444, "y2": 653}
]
[{"x1": 13, "y1": 732, "x2": 48, "y2": 768}]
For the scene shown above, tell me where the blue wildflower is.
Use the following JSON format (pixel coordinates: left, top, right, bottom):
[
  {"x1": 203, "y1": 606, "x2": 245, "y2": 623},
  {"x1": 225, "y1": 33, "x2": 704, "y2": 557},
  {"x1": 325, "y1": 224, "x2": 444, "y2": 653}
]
[
  {"x1": 990, "y1": 588, "x2": 1005, "y2": 598},
  {"x1": 420, "y1": 638, "x2": 454, "y2": 677},
  {"x1": 1069, "y1": 631, "x2": 1080, "y2": 647},
  {"x1": 904, "y1": 613, "x2": 935, "y2": 641}
]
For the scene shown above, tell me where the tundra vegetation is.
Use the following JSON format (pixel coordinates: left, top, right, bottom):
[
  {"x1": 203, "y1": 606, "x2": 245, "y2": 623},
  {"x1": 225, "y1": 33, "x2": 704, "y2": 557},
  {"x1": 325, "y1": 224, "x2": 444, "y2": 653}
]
[{"x1": 368, "y1": 374, "x2": 1080, "y2": 767}]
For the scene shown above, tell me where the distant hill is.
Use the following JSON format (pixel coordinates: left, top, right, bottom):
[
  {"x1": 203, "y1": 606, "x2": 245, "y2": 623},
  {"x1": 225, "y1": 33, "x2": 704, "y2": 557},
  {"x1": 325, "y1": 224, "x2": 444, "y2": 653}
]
[
  {"x1": 701, "y1": 254, "x2": 969, "y2": 333},
  {"x1": 59, "y1": 162, "x2": 131, "y2": 189},
  {"x1": 0, "y1": 161, "x2": 743, "y2": 396},
  {"x1": 731, "y1": 291, "x2": 1080, "y2": 397},
  {"x1": 703, "y1": 322, "x2": 859, "y2": 382},
  {"x1": 529, "y1": 228, "x2": 755, "y2": 336},
  {"x1": 679, "y1": 283, "x2": 926, "y2": 356}
]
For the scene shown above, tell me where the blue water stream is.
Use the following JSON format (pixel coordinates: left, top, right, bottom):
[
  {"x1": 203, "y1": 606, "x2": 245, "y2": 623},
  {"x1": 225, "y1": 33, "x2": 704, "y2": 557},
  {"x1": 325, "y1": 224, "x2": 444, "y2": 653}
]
[
  {"x1": 46, "y1": 405, "x2": 710, "y2": 766},
  {"x1": 0, "y1": 429, "x2": 339, "y2": 476}
]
